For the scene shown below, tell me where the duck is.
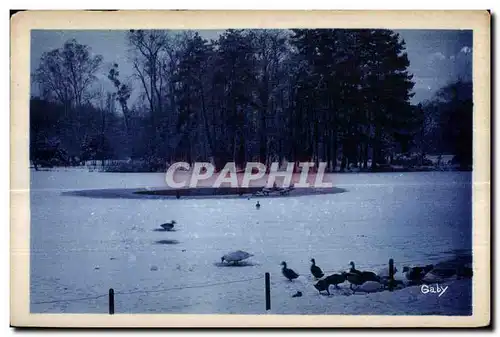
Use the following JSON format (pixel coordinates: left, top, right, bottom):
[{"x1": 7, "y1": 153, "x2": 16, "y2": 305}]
[
  {"x1": 347, "y1": 272, "x2": 380, "y2": 292},
  {"x1": 310, "y1": 258, "x2": 324, "y2": 279},
  {"x1": 314, "y1": 273, "x2": 347, "y2": 295},
  {"x1": 313, "y1": 279, "x2": 331, "y2": 295},
  {"x1": 281, "y1": 261, "x2": 299, "y2": 281},
  {"x1": 345, "y1": 272, "x2": 364, "y2": 290},
  {"x1": 346, "y1": 263, "x2": 380, "y2": 291},
  {"x1": 360, "y1": 271, "x2": 380, "y2": 282},
  {"x1": 160, "y1": 220, "x2": 176, "y2": 231},
  {"x1": 349, "y1": 261, "x2": 379, "y2": 281},
  {"x1": 221, "y1": 250, "x2": 254, "y2": 265},
  {"x1": 256, "y1": 201, "x2": 261, "y2": 209},
  {"x1": 349, "y1": 261, "x2": 362, "y2": 275},
  {"x1": 324, "y1": 273, "x2": 347, "y2": 289}
]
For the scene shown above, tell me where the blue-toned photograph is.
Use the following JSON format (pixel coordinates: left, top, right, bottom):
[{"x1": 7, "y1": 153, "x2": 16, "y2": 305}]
[{"x1": 29, "y1": 28, "x2": 473, "y2": 315}]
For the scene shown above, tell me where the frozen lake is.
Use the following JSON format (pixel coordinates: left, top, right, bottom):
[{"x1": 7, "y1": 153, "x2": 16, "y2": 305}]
[{"x1": 29, "y1": 170, "x2": 472, "y2": 314}]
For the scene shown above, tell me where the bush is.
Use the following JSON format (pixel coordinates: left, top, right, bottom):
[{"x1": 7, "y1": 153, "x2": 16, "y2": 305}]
[
  {"x1": 392, "y1": 154, "x2": 433, "y2": 167},
  {"x1": 99, "y1": 161, "x2": 165, "y2": 173}
]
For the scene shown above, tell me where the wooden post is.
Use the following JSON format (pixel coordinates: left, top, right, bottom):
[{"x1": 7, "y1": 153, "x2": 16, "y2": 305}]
[
  {"x1": 109, "y1": 288, "x2": 115, "y2": 314},
  {"x1": 388, "y1": 259, "x2": 395, "y2": 292},
  {"x1": 265, "y1": 272, "x2": 271, "y2": 311}
]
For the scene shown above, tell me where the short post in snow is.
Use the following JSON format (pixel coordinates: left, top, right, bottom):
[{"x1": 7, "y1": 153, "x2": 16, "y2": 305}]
[
  {"x1": 265, "y1": 272, "x2": 271, "y2": 311},
  {"x1": 109, "y1": 288, "x2": 115, "y2": 315},
  {"x1": 388, "y1": 259, "x2": 395, "y2": 292}
]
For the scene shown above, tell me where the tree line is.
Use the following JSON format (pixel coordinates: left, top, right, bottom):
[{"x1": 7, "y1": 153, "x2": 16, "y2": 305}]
[{"x1": 30, "y1": 29, "x2": 472, "y2": 171}]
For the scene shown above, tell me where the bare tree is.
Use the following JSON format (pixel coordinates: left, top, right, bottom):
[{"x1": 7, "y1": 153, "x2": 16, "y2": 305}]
[
  {"x1": 34, "y1": 39, "x2": 103, "y2": 108},
  {"x1": 33, "y1": 39, "x2": 103, "y2": 150},
  {"x1": 127, "y1": 30, "x2": 170, "y2": 120},
  {"x1": 127, "y1": 29, "x2": 177, "y2": 163}
]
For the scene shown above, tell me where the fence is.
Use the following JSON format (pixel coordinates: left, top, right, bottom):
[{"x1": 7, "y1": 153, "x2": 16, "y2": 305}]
[
  {"x1": 31, "y1": 257, "x2": 425, "y2": 314},
  {"x1": 31, "y1": 274, "x2": 269, "y2": 314}
]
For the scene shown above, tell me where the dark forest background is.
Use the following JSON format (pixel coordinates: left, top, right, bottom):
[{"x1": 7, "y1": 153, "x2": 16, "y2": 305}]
[{"x1": 30, "y1": 29, "x2": 473, "y2": 172}]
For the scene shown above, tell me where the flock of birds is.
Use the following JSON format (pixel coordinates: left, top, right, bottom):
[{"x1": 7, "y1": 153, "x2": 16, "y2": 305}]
[
  {"x1": 157, "y1": 201, "x2": 472, "y2": 298},
  {"x1": 284, "y1": 258, "x2": 473, "y2": 295},
  {"x1": 216, "y1": 250, "x2": 473, "y2": 296},
  {"x1": 280, "y1": 259, "x2": 399, "y2": 295}
]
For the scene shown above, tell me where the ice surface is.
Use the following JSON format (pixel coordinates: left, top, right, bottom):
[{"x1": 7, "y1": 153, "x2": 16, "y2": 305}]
[{"x1": 29, "y1": 170, "x2": 472, "y2": 314}]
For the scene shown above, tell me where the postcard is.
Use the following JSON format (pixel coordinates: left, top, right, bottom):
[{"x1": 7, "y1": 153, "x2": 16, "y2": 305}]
[{"x1": 10, "y1": 10, "x2": 490, "y2": 328}]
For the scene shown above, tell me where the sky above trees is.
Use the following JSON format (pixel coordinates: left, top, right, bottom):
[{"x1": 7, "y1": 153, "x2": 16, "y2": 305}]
[{"x1": 30, "y1": 29, "x2": 472, "y2": 105}]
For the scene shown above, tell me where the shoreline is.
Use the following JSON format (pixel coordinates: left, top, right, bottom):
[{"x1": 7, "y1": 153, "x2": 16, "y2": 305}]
[
  {"x1": 31, "y1": 165, "x2": 472, "y2": 174},
  {"x1": 61, "y1": 186, "x2": 349, "y2": 200}
]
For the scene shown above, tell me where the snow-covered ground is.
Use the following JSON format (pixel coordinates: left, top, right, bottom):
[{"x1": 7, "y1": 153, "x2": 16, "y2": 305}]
[{"x1": 29, "y1": 170, "x2": 472, "y2": 314}]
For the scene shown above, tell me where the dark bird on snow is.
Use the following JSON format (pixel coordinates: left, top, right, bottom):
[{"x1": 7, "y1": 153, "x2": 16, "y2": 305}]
[
  {"x1": 281, "y1": 261, "x2": 299, "y2": 281},
  {"x1": 313, "y1": 279, "x2": 330, "y2": 295},
  {"x1": 349, "y1": 261, "x2": 362, "y2": 275},
  {"x1": 349, "y1": 261, "x2": 379, "y2": 282},
  {"x1": 292, "y1": 291, "x2": 303, "y2": 298},
  {"x1": 310, "y1": 258, "x2": 324, "y2": 279},
  {"x1": 325, "y1": 273, "x2": 347, "y2": 289},
  {"x1": 160, "y1": 220, "x2": 176, "y2": 231},
  {"x1": 346, "y1": 272, "x2": 380, "y2": 292},
  {"x1": 314, "y1": 273, "x2": 347, "y2": 295},
  {"x1": 256, "y1": 201, "x2": 261, "y2": 209},
  {"x1": 360, "y1": 271, "x2": 380, "y2": 283},
  {"x1": 346, "y1": 262, "x2": 380, "y2": 291},
  {"x1": 345, "y1": 272, "x2": 364, "y2": 290}
]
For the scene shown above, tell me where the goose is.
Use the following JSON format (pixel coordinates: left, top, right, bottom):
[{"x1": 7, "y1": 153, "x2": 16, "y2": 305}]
[
  {"x1": 160, "y1": 220, "x2": 176, "y2": 231},
  {"x1": 256, "y1": 201, "x2": 261, "y2": 209},
  {"x1": 281, "y1": 261, "x2": 299, "y2": 281},
  {"x1": 221, "y1": 250, "x2": 254, "y2": 265},
  {"x1": 310, "y1": 258, "x2": 324, "y2": 279}
]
